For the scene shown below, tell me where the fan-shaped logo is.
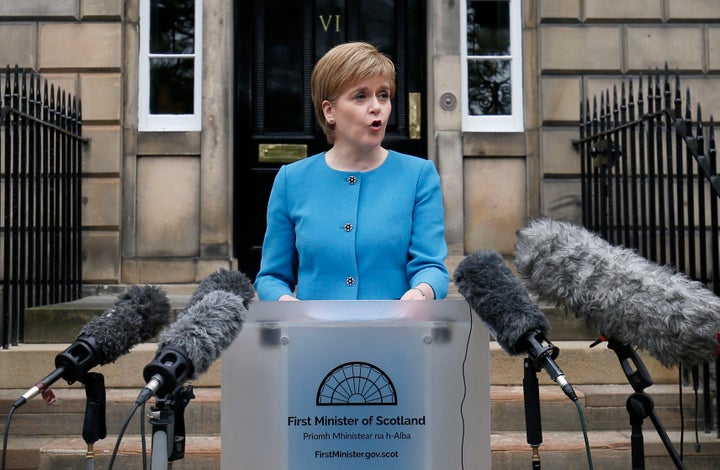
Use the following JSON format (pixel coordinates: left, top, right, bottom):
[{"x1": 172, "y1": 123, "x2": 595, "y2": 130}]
[{"x1": 316, "y1": 361, "x2": 397, "y2": 406}]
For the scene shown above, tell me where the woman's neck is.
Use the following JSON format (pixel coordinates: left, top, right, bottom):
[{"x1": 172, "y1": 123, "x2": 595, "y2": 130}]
[{"x1": 325, "y1": 146, "x2": 388, "y2": 172}]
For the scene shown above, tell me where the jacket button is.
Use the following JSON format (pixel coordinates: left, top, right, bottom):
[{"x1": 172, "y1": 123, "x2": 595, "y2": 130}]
[
  {"x1": 347, "y1": 175, "x2": 357, "y2": 184},
  {"x1": 344, "y1": 223, "x2": 353, "y2": 232},
  {"x1": 346, "y1": 276, "x2": 355, "y2": 286}
]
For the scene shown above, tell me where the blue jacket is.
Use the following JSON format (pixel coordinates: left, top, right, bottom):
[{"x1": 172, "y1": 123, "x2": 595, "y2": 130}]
[{"x1": 254, "y1": 150, "x2": 449, "y2": 300}]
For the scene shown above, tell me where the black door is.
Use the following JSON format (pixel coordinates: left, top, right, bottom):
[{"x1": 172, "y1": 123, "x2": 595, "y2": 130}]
[{"x1": 233, "y1": 0, "x2": 427, "y2": 279}]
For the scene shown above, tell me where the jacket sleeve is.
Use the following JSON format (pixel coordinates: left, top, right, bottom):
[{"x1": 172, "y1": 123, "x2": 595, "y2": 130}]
[
  {"x1": 406, "y1": 159, "x2": 450, "y2": 299},
  {"x1": 254, "y1": 165, "x2": 299, "y2": 300}
]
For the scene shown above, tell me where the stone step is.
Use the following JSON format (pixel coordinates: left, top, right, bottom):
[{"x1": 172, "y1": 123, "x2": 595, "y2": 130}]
[
  {"x1": 491, "y1": 384, "x2": 703, "y2": 432},
  {"x1": 2, "y1": 378, "x2": 717, "y2": 468},
  {"x1": 0, "y1": 343, "x2": 221, "y2": 390},
  {"x1": 1, "y1": 385, "x2": 704, "y2": 438},
  {"x1": 491, "y1": 429, "x2": 720, "y2": 470},
  {"x1": 0, "y1": 388, "x2": 221, "y2": 436},
  {"x1": 22, "y1": 292, "x2": 629, "y2": 343},
  {"x1": 0, "y1": 435, "x2": 221, "y2": 470},
  {"x1": 3, "y1": 428, "x2": 720, "y2": 469},
  {"x1": 0, "y1": 341, "x2": 680, "y2": 391}
]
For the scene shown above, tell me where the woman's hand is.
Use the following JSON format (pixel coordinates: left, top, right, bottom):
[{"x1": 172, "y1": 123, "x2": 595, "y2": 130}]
[
  {"x1": 278, "y1": 294, "x2": 300, "y2": 301},
  {"x1": 400, "y1": 283, "x2": 434, "y2": 300}
]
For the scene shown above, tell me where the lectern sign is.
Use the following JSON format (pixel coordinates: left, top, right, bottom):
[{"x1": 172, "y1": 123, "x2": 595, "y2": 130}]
[
  {"x1": 220, "y1": 300, "x2": 490, "y2": 470},
  {"x1": 287, "y1": 325, "x2": 427, "y2": 468}
]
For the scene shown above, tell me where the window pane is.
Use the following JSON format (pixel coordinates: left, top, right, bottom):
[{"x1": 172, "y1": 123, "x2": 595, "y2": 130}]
[
  {"x1": 467, "y1": 59, "x2": 511, "y2": 115},
  {"x1": 150, "y1": 0, "x2": 195, "y2": 54},
  {"x1": 466, "y1": 0, "x2": 510, "y2": 56},
  {"x1": 150, "y1": 58, "x2": 194, "y2": 114}
]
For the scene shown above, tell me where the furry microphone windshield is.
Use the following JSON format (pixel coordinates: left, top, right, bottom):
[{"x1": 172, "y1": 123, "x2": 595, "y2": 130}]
[
  {"x1": 454, "y1": 249, "x2": 550, "y2": 354},
  {"x1": 78, "y1": 284, "x2": 172, "y2": 364},
  {"x1": 158, "y1": 290, "x2": 248, "y2": 380},
  {"x1": 186, "y1": 268, "x2": 256, "y2": 310},
  {"x1": 139, "y1": 290, "x2": 249, "y2": 401},
  {"x1": 454, "y1": 249, "x2": 577, "y2": 400},
  {"x1": 514, "y1": 217, "x2": 720, "y2": 368},
  {"x1": 16, "y1": 285, "x2": 172, "y2": 408}
]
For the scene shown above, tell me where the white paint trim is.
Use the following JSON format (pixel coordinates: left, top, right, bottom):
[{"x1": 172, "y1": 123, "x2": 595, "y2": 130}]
[
  {"x1": 460, "y1": 0, "x2": 524, "y2": 132},
  {"x1": 138, "y1": 0, "x2": 203, "y2": 131}
]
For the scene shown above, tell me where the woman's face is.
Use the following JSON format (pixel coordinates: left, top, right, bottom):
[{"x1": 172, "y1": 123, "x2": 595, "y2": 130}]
[{"x1": 323, "y1": 76, "x2": 392, "y2": 151}]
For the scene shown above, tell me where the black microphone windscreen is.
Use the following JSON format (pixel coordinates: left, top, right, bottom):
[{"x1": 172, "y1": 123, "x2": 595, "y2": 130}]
[
  {"x1": 78, "y1": 285, "x2": 171, "y2": 365},
  {"x1": 514, "y1": 217, "x2": 720, "y2": 367},
  {"x1": 453, "y1": 249, "x2": 550, "y2": 355},
  {"x1": 157, "y1": 290, "x2": 247, "y2": 379},
  {"x1": 186, "y1": 268, "x2": 255, "y2": 310}
]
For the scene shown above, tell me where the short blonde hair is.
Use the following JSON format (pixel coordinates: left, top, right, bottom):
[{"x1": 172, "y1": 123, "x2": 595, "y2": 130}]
[{"x1": 311, "y1": 42, "x2": 396, "y2": 144}]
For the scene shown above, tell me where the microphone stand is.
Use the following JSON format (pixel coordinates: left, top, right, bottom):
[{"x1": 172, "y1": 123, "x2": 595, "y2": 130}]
[
  {"x1": 523, "y1": 358, "x2": 543, "y2": 469},
  {"x1": 148, "y1": 385, "x2": 195, "y2": 470},
  {"x1": 602, "y1": 338, "x2": 686, "y2": 470},
  {"x1": 80, "y1": 372, "x2": 107, "y2": 470}
]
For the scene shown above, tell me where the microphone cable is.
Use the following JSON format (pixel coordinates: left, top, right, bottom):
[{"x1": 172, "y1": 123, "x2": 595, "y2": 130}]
[
  {"x1": 525, "y1": 348, "x2": 594, "y2": 470},
  {"x1": 573, "y1": 398, "x2": 594, "y2": 470},
  {"x1": 140, "y1": 401, "x2": 148, "y2": 470},
  {"x1": 459, "y1": 301, "x2": 473, "y2": 470},
  {"x1": 679, "y1": 365, "x2": 686, "y2": 461},
  {"x1": 107, "y1": 400, "x2": 148, "y2": 470},
  {"x1": 690, "y1": 364, "x2": 700, "y2": 455},
  {"x1": 1, "y1": 404, "x2": 17, "y2": 470}
]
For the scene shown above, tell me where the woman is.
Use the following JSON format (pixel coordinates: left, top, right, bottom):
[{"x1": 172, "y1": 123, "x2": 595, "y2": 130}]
[{"x1": 254, "y1": 42, "x2": 449, "y2": 301}]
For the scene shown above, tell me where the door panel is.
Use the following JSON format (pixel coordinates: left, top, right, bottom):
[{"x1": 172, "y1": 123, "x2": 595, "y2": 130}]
[{"x1": 234, "y1": 0, "x2": 427, "y2": 278}]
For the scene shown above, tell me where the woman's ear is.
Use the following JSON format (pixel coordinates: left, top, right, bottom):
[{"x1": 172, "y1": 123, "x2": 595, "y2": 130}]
[{"x1": 322, "y1": 100, "x2": 334, "y2": 124}]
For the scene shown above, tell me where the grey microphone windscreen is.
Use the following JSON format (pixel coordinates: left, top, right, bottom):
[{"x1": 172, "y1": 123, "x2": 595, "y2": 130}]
[
  {"x1": 514, "y1": 217, "x2": 720, "y2": 367},
  {"x1": 78, "y1": 284, "x2": 171, "y2": 365},
  {"x1": 157, "y1": 290, "x2": 247, "y2": 379},
  {"x1": 454, "y1": 249, "x2": 550, "y2": 355},
  {"x1": 186, "y1": 268, "x2": 255, "y2": 310}
]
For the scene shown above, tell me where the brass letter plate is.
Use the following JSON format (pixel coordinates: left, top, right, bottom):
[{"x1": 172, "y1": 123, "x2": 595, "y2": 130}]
[
  {"x1": 409, "y1": 92, "x2": 421, "y2": 140},
  {"x1": 259, "y1": 144, "x2": 308, "y2": 163}
]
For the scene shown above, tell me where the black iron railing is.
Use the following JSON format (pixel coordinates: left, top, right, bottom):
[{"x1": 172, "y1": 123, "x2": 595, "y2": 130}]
[
  {"x1": 1, "y1": 65, "x2": 87, "y2": 348},
  {"x1": 574, "y1": 64, "x2": 718, "y2": 435}
]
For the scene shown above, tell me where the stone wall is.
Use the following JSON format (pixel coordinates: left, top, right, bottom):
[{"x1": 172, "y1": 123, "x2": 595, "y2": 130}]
[
  {"x1": 1, "y1": 0, "x2": 718, "y2": 285},
  {"x1": 0, "y1": 0, "x2": 125, "y2": 282},
  {"x1": 537, "y1": 0, "x2": 720, "y2": 228},
  {"x1": 0, "y1": 0, "x2": 234, "y2": 285},
  {"x1": 456, "y1": 0, "x2": 720, "y2": 256}
]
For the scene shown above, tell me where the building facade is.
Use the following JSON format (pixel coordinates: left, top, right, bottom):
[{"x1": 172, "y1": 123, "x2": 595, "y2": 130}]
[{"x1": 0, "y1": 0, "x2": 718, "y2": 286}]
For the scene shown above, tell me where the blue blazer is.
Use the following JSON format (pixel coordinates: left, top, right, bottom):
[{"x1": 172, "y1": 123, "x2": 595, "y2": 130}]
[{"x1": 254, "y1": 150, "x2": 449, "y2": 300}]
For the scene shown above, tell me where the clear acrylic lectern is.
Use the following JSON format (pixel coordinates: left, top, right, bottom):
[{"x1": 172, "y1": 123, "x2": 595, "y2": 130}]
[{"x1": 221, "y1": 300, "x2": 490, "y2": 469}]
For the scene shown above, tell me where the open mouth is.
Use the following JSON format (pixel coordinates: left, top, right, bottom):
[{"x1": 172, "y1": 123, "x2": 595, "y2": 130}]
[{"x1": 370, "y1": 120, "x2": 383, "y2": 130}]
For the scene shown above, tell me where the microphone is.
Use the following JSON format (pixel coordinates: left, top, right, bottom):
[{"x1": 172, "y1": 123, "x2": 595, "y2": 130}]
[
  {"x1": 513, "y1": 217, "x2": 720, "y2": 368},
  {"x1": 453, "y1": 249, "x2": 578, "y2": 401},
  {"x1": 185, "y1": 268, "x2": 256, "y2": 310},
  {"x1": 136, "y1": 271, "x2": 254, "y2": 404},
  {"x1": 14, "y1": 285, "x2": 171, "y2": 408}
]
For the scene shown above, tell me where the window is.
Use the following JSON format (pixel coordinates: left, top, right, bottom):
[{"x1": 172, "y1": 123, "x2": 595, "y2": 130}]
[
  {"x1": 461, "y1": 0, "x2": 523, "y2": 132},
  {"x1": 139, "y1": 0, "x2": 202, "y2": 131}
]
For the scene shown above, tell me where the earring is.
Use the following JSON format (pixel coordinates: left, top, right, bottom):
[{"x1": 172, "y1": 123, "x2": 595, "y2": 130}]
[{"x1": 328, "y1": 118, "x2": 335, "y2": 124}]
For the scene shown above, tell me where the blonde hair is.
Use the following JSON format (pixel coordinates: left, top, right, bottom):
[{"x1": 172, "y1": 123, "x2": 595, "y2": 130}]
[{"x1": 311, "y1": 42, "x2": 396, "y2": 144}]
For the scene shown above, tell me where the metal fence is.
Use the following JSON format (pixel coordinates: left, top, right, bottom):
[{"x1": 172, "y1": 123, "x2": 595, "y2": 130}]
[
  {"x1": 574, "y1": 65, "x2": 718, "y2": 435},
  {"x1": 0, "y1": 65, "x2": 87, "y2": 349}
]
